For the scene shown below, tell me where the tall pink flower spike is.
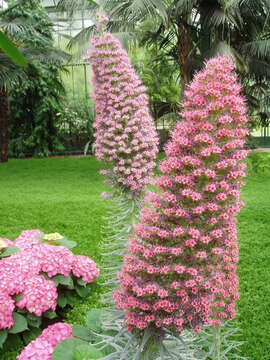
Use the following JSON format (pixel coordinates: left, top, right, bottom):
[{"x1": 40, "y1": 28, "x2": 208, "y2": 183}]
[
  {"x1": 85, "y1": 30, "x2": 159, "y2": 196},
  {"x1": 114, "y1": 56, "x2": 249, "y2": 334}
]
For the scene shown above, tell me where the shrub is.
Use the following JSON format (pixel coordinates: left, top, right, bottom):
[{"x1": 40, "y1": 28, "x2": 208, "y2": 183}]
[
  {"x1": 56, "y1": 99, "x2": 95, "y2": 154},
  {"x1": 0, "y1": 230, "x2": 99, "y2": 348}
]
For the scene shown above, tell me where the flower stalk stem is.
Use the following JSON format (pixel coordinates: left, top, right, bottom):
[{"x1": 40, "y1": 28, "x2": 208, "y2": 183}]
[{"x1": 213, "y1": 326, "x2": 221, "y2": 360}]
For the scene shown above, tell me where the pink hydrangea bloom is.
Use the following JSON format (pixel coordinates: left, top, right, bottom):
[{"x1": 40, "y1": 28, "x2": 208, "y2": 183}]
[
  {"x1": 0, "y1": 292, "x2": 15, "y2": 329},
  {"x1": 34, "y1": 244, "x2": 74, "y2": 277},
  {"x1": 14, "y1": 230, "x2": 42, "y2": 251},
  {"x1": 115, "y1": 56, "x2": 248, "y2": 334},
  {"x1": 86, "y1": 32, "x2": 159, "y2": 195},
  {"x1": 17, "y1": 323, "x2": 72, "y2": 360},
  {"x1": 16, "y1": 276, "x2": 58, "y2": 317},
  {"x1": 72, "y1": 255, "x2": 100, "y2": 283},
  {"x1": 17, "y1": 339, "x2": 54, "y2": 360},
  {"x1": 39, "y1": 322, "x2": 73, "y2": 347},
  {"x1": 0, "y1": 230, "x2": 99, "y2": 330}
]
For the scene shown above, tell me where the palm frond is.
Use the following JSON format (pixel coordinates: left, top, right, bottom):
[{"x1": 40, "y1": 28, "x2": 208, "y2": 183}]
[
  {"x1": 0, "y1": 53, "x2": 24, "y2": 89},
  {"x1": 67, "y1": 24, "x2": 96, "y2": 56},
  {"x1": 56, "y1": 0, "x2": 98, "y2": 16},
  {"x1": 174, "y1": 0, "x2": 196, "y2": 16},
  {"x1": 22, "y1": 46, "x2": 70, "y2": 64},
  {"x1": 0, "y1": 18, "x2": 52, "y2": 46},
  {"x1": 241, "y1": 39, "x2": 270, "y2": 61},
  {"x1": 101, "y1": 0, "x2": 168, "y2": 26},
  {"x1": 248, "y1": 57, "x2": 270, "y2": 80}
]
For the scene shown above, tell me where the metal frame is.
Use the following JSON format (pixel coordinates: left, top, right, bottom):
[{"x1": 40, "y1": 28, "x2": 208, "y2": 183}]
[{"x1": 41, "y1": 0, "x2": 92, "y2": 100}]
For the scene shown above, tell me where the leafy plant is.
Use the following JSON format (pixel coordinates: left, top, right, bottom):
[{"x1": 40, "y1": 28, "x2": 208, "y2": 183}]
[
  {"x1": 56, "y1": 98, "x2": 95, "y2": 154},
  {"x1": 0, "y1": 30, "x2": 26, "y2": 67},
  {"x1": 3, "y1": 0, "x2": 67, "y2": 159},
  {"x1": 0, "y1": 230, "x2": 99, "y2": 348}
]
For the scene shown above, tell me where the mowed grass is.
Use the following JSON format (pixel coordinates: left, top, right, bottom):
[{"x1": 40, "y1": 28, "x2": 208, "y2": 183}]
[{"x1": 0, "y1": 155, "x2": 270, "y2": 359}]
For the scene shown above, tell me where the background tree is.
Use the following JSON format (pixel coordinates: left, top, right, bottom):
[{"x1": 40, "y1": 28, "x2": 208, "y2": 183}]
[
  {"x1": 56, "y1": 0, "x2": 270, "y2": 135},
  {"x1": 0, "y1": 0, "x2": 67, "y2": 162}
]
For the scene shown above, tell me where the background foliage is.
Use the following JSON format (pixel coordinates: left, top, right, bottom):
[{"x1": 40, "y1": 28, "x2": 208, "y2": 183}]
[{"x1": 5, "y1": 0, "x2": 65, "y2": 158}]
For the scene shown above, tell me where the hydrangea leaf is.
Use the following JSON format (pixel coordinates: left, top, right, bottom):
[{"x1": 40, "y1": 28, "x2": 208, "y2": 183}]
[
  {"x1": 9, "y1": 313, "x2": 28, "y2": 334},
  {"x1": 58, "y1": 238, "x2": 77, "y2": 249},
  {"x1": 75, "y1": 284, "x2": 91, "y2": 298},
  {"x1": 0, "y1": 330, "x2": 8, "y2": 348},
  {"x1": 22, "y1": 328, "x2": 42, "y2": 345},
  {"x1": 44, "y1": 310, "x2": 57, "y2": 319},
  {"x1": 26, "y1": 314, "x2": 42, "y2": 328},
  {"x1": 0, "y1": 246, "x2": 19, "y2": 258},
  {"x1": 57, "y1": 293, "x2": 68, "y2": 308},
  {"x1": 52, "y1": 274, "x2": 74, "y2": 289}
]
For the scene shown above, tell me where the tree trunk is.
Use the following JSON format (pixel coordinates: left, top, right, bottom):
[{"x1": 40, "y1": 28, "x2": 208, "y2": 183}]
[
  {"x1": 0, "y1": 89, "x2": 9, "y2": 163},
  {"x1": 177, "y1": 20, "x2": 192, "y2": 95}
]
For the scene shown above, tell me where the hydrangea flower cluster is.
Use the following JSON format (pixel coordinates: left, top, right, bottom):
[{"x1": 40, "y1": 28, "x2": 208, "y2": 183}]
[
  {"x1": 85, "y1": 31, "x2": 159, "y2": 195},
  {"x1": 114, "y1": 57, "x2": 248, "y2": 334},
  {"x1": 17, "y1": 322, "x2": 72, "y2": 360},
  {"x1": 0, "y1": 230, "x2": 99, "y2": 329}
]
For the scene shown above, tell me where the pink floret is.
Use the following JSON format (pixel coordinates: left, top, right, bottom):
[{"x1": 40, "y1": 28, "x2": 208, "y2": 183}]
[
  {"x1": 0, "y1": 292, "x2": 15, "y2": 329},
  {"x1": 16, "y1": 276, "x2": 57, "y2": 317},
  {"x1": 72, "y1": 255, "x2": 100, "y2": 283}
]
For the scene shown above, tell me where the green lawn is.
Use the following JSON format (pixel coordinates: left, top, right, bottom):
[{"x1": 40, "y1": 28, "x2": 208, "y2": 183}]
[{"x1": 0, "y1": 155, "x2": 269, "y2": 359}]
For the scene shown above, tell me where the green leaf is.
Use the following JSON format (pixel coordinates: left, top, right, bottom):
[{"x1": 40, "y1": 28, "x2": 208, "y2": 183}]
[
  {"x1": 0, "y1": 31, "x2": 27, "y2": 67},
  {"x1": 13, "y1": 293, "x2": 23, "y2": 302},
  {"x1": 58, "y1": 238, "x2": 77, "y2": 249},
  {"x1": 75, "y1": 285, "x2": 91, "y2": 298},
  {"x1": 74, "y1": 344, "x2": 103, "y2": 360},
  {"x1": 57, "y1": 293, "x2": 68, "y2": 308},
  {"x1": 52, "y1": 338, "x2": 85, "y2": 360},
  {"x1": 76, "y1": 279, "x2": 87, "y2": 287},
  {"x1": 53, "y1": 274, "x2": 74, "y2": 289},
  {"x1": 44, "y1": 310, "x2": 58, "y2": 319},
  {"x1": 65, "y1": 291, "x2": 77, "y2": 306},
  {"x1": 85, "y1": 309, "x2": 104, "y2": 333},
  {"x1": 22, "y1": 328, "x2": 42, "y2": 345},
  {"x1": 0, "y1": 246, "x2": 19, "y2": 258},
  {"x1": 72, "y1": 325, "x2": 93, "y2": 342},
  {"x1": 9, "y1": 313, "x2": 28, "y2": 334},
  {"x1": 1, "y1": 334, "x2": 22, "y2": 352},
  {"x1": 0, "y1": 330, "x2": 8, "y2": 349},
  {"x1": 26, "y1": 314, "x2": 41, "y2": 328}
]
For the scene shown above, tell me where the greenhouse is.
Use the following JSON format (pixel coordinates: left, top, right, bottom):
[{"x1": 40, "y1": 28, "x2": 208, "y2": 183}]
[{"x1": 0, "y1": 1, "x2": 270, "y2": 359}]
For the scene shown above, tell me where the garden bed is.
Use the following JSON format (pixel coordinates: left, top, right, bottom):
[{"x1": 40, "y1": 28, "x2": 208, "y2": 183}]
[{"x1": 0, "y1": 155, "x2": 269, "y2": 359}]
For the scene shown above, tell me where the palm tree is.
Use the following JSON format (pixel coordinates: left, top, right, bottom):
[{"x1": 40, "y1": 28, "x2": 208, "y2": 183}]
[
  {"x1": 101, "y1": 0, "x2": 270, "y2": 93},
  {"x1": 56, "y1": 0, "x2": 270, "y2": 99}
]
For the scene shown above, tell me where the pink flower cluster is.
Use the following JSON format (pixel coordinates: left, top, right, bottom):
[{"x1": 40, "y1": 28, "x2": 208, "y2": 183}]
[
  {"x1": 114, "y1": 57, "x2": 248, "y2": 334},
  {"x1": 17, "y1": 322, "x2": 72, "y2": 360},
  {"x1": 85, "y1": 32, "x2": 159, "y2": 195},
  {"x1": 0, "y1": 230, "x2": 99, "y2": 329}
]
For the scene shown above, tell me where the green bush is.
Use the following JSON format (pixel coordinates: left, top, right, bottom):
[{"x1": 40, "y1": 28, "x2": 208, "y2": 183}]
[
  {"x1": 6, "y1": 0, "x2": 66, "y2": 158},
  {"x1": 56, "y1": 98, "x2": 95, "y2": 153}
]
